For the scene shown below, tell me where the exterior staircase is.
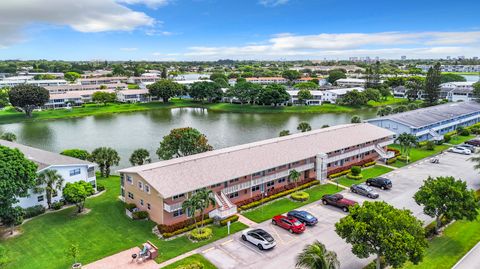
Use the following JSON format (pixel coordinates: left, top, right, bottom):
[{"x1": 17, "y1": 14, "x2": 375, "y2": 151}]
[
  {"x1": 428, "y1": 129, "x2": 443, "y2": 141},
  {"x1": 208, "y1": 192, "x2": 237, "y2": 220},
  {"x1": 374, "y1": 144, "x2": 395, "y2": 159}
]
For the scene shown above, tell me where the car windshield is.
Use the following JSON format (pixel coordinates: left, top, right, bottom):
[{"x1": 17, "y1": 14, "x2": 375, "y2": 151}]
[
  {"x1": 364, "y1": 186, "x2": 373, "y2": 191},
  {"x1": 258, "y1": 231, "x2": 274, "y2": 242},
  {"x1": 304, "y1": 214, "x2": 314, "y2": 220},
  {"x1": 293, "y1": 220, "x2": 303, "y2": 226}
]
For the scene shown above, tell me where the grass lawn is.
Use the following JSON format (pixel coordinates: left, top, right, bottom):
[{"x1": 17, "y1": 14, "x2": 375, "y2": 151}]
[
  {"x1": 388, "y1": 144, "x2": 450, "y2": 168},
  {"x1": 403, "y1": 216, "x2": 480, "y2": 269},
  {"x1": 0, "y1": 176, "x2": 247, "y2": 269},
  {"x1": 442, "y1": 72, "x2": 480, "y2": 75},
  {"x1": 206, "y1": 102, "x2": 354, "y2": 113},
  {"x1": 242, "y1": 184, "x2": 340, "y2": 223},
  {"x1": 335, "y1": 165, "x2": 394, "y2": 187},
  {"x1": 448, "y1": 135, "x2": 475, "y2": 145},
  {"x1": 367, "y1": 96, "x2": 408, "y2": 107},
  {"x1": 163, "y1": 254, "x2": 217, "y2": 269}
]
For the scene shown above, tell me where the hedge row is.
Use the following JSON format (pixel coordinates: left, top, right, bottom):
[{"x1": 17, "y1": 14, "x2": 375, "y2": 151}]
[
  {"x1": 158, "y1": 214, "x2": 210, "y2": 234},
  {"x1": 386, "y1": 157, "x2": 397, "y2": 165},
  {"x1": 328, "y1": 169, "x2": 350, "y2": 179},
  {"x1": 220, "y1": 215, "x2": 239, "y2": 226},
  {"x1": 162, "y1": 218, "x2": 214, "y2": 239},
  {"x1": 362, "y1": 161, "x2": 376, "y2": 168},
  {"x1": 238, "y1": 180, "x2": 320, "y2": 211}
]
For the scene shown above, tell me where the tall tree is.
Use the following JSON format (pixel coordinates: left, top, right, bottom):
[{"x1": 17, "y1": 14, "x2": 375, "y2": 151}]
[
  {"x1": 34, "y1": 170, "x2": 64, "y2": 208},
  {"x1": 195, "y1": 188, "x2": 216, "y2": 228},
  {"x1": 339, "y1": 90, "x2": 368, "y2": 106},
  {"x1": 161, "y1": 67, "x2": 168, "y2": 79},
  {"x1": 189, "y1": 81, "x2": 223, "y2": 102},
  {"x1": 64, "y1": 72, "x2": 81, "y2": 82},
  {"x1": 405, "y1": 76, "x2": 425, "y2": 101},
  {"x1": 129, "y1": 148, "x2": 151, "y2": 166},
  {"x1": 327, "y1": 70, "x2": 346, "y2": 84},
  {"x1": 282, "y1": 70, "x2": 301, "y2": 83},
  {"x1": 92, "y1": 91, "x2": 116, "y2": 106},
  {"x1": 258, "y1": 84, "x2": 290, "y2": 106},
  {"x1": 377, "y1": 106, "x2": 392, "y2": 116},
  {"x1": 62, "y1": 181, "x2": 94, "y2": 213},
  {"x1": 297, "y1": 122, "x2": 312, "y2": 132},
  {"x1": 394, "y1": 133, "x2": 417, "y2": 158},
  {"x1": 89, "y1": 147, "x2": 120, "y2": 177},
  {"x1": 147, "y1": 79, "x2": 182, "y2": 103},
  {"x1": 228, "y1": 81, "x2": 261, "y2": 104},
  {"x1": 8, "y1": 84, "x2": 49, "y2": 117},
  {"x1": 60, "y1": 149, "x2": 90, "y2": 160},
  {"x1": 288, "y1": 169, "x2": 301, "y2": 189},
  {"x1": 0, "y1": 88, "x2": 9, "y2": 108},
  {"x1": 424, "y1": 62, "x2": 442, "y2": 106},
  {"x1": 157, "y1": 127, "x2": 213, "y2": 160},
  {"x1": 363, "y1": 88, "x2": 381, "y2": 102},
  {"x1": 295, "y1": 81, "x2": 318, "y2": 91},
  {"x1": 297, "y1": 89, "x2": 313, "y2": 105},
  {"x1": 0, "y1": 146, "x2": 38, "y2": 229},
  {"x1": 295, "y1": 240, "x2": 340, "y2": 269},
  {"x1": 335, "y1": 201, "x2": 427, "y2": 269},
  {"x1": 182, "y1": 195, "x2": 201, "y2": 230}
]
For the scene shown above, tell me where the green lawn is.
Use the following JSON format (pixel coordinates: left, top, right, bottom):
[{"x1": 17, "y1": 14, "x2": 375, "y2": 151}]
[
  {"x1": 242, "y1": 184, "x2": 340, "y2": 223},
  {"x1": 0, "y1": 176, "x2": 247, "y2": 269},
  {"x1": 206, "y1": 102, "x2": 355, "y2": 113},
  {"x1": 448, "y1": 135, "x2": 475, "y2": 145},
  {"x1": 367, "y1": 96, "x2": 409, "y2": 107},
  {"x1": 163, "y1": 254, "x2": 217, "y2": 269},
  {"x1": 443, "y1": 72, "x2": 480, "y2": 75},
  {"x1": 389, "y1": 144, "x2": 450, "y2": 168},
  {"x1": 403, "y1": 216, "x2": 480, "y2": 269},
  {"x1": 335, "y1": 165, "x2": 394, "y2": 187}
]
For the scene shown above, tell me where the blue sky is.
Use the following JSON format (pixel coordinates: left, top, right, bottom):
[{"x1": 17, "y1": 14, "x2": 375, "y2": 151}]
[{"x1": 0, "y1": 0, "x2": 479, "y2": 60}]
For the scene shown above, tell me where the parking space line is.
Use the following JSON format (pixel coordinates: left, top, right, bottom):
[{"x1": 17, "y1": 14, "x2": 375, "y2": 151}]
[
  {"x1": 202, "y1": 247, "x2": 215, "y2": 253},
  {"x1": 221, "y1": 239, "x2": 234, "y2": 246}
]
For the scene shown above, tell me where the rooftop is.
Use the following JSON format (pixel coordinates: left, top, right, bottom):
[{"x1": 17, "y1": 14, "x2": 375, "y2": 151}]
[
  {"x1": 367, "y1": 101, "x2": 480, "y2": 128},
  {"x1": 119, "y1": 123, "x2": 394, "y2": 198},
  {"x1": 0, "y1": 140, "x2": 94, "y2": 170}
]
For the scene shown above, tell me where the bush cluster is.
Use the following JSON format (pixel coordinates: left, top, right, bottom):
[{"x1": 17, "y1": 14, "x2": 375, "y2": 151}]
[
  {"x1": 51, "y1": 201, "x2": 64, "y2": 210},
  {"x1": 350, "y1": 166, "x2": 362, "y2": 176},
  {"x1": 397, "y1": 155, "x2": 410, "y2": 162},
  {"x1": 346, "y1": 174, "x2": 363, "y2": 180},
  {"x1": 160, "y1": 217, "x2": 213, "y2": 238},
  {"x1": 362, "y1": 161, "x2": 376, "y2": 168},
  {"x1": 189, "y1": 227, "x2": 213, "y2": 241},
  {"x1": 125, "y1": 203, "x2": 136, "y2": 212},
  {"x1": 96, "y1": 183, "x2": 105, "y2": 192},
  {"x1": 328, "y1": 169, "x2": 350, "y2": 179},
  {"x1": 220, "y1": 215, "x2": 239, "y2": 226},
  {"x1": 238, "y1": 180, "x2": 319, "y2": 211},
  {"x1": 386, "y1": 157, "x2": 397, "y2": 165},
  {"x1": 132, "y1": 211, "x2": 149, "y2": 220},
  {"x1": 24, "y1": 205, "x2": 46, "y2": 219},
  {"x1": 290, "y1": 191, "x2": 310, "y2": 202}
]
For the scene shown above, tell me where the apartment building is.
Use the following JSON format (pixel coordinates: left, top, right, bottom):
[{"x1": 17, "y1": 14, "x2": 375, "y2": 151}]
[
  {"x1": 45, "y1": 89, "x2": 115, "y2": 108},
  {"x1": 118, "y1": 123, "x2": 395, "y2": 226},
  {"x1": 335, "y1": 78, "x2": 366, "y2": 87},
  {"x1": 0, "y1": 76, "x2": 67, "y2": 87},
  {"x1": 116, "y1": 89, "x2": 152, "y2": 103},
  {"x1": 78, "y1": 77, "x2": 127, "y2": 85},
  {"x1": 0, "y1": 140, "x2": 97, "y2": 208},
  {"x1": 287, "y1": 87, "x2": 364, "y2": 105},
  {"x1": 44, "y1": 83, "x2": 128, "y2": 94},
  {"x1": 440, "y1": 82, "x2": 476, "y2": 102}
]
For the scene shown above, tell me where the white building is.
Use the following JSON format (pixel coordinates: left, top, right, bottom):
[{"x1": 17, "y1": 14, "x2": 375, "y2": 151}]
[
  {"x1": 116, "y1": 89, "x2": 152, "y2": 103},
  {"x1": 45, "y1": 83, "x2": 128, "y2": 94},
  {"x1": 440, "y1": 82, "x2": 476, "y2": 102},
  {"x1": 0, "y1": 140, "x2": 97, "y2": 208},
  {"x1": 322, "y1": 87, "x2": 365, "y2": 103},
  {"x1": 288, "y1": 90, "x2": 324, "y2": 105},
  {"x1": 246, "y1": 77, "x2": 288, "y2": 84},
  {"x1": 287, "y1": 87, "x2": 365, "y2": 105},
  {"x1": 0, "y1": 76, "x2": 68, "y2": 87},
  {"x1": 335, "y1": 78, "x2": 365, "y2": 87},
  {"x1": 416, "y1": 65, "x2": 480, "y2": 73},
  {"x1": 45, "y1": 89, "x2": 115, "y2": 108},
  {"x1": 78, "y1": 76, "x2": 127, "y2": 85}
]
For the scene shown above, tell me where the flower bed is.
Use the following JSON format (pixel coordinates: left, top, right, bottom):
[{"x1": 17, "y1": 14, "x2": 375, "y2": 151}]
[
  {"x1": 189, "y1": 227, "x2": 213, "y2": 241},
  {"x1": 346, "y1": 173, "x2": 363, "y2": 180},
  {"x1": 290, "y1": 191, "x2": 309, "y2": 202}
]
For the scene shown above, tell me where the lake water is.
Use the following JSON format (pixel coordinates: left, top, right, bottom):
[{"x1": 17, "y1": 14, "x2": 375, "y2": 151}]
[
  {"x1": 463, "y1": 74, "x2": 479, "y2": 82},
  {"x1": 0, "y1": 107, "x2": 378, "y2": 169}
]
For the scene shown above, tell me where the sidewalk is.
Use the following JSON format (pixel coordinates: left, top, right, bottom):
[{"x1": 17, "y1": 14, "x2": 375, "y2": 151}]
[{"x1": 83, "y1": 247, "x2": 158, "y2": 269}]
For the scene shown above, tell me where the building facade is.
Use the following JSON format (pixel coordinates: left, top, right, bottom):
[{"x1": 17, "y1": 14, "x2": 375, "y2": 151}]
[
  {"x1": 0, "y1": 140, "x2": 97, "y2": 208},
  {"x1": 118, "y1": 123, "x2": 395, "y2": 226},
  {"x1": 367, "y1": 101, "x2": 480, "y2": 141}
]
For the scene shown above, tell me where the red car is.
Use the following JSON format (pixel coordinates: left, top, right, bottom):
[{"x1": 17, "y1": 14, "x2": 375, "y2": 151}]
[
  {"x1": 322, "y1": 194, "x2": 358, "y2": 212},
  {"x1": 271, "y1": 215, "x2": 306, "y2": 234}
]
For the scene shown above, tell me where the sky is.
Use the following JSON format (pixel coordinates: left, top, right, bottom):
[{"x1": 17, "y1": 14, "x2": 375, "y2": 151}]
[{"x1": 0, "y1": 0, "x2": 479, "y2": 61}]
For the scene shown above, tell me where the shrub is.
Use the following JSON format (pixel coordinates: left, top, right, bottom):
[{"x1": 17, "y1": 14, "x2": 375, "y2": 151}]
[
  {"x1": 125, "y1": 203, "x2": 136, "y2": 212},
  {"x1": 290, "y1": 191, "x2": 310, "y2": 202},
  {"x1": 328, "y1": 170, "x2": 350, "y2": 179},
  {"x1": 220, "y1": 215, "x2": 239, "y2": 226},
  {"x1": 132, "y1": 211, "x2": 149, "y2": 220},
  {"x1": 96, "y1": 182, "x2": 105, "y2": 192},
  {"x1": 363, "y1": 256, "x2": 386, "y2": 269},
  {"x1": 459, "y1": 129, "x2": 471, "y2": 136},
  {"x1": 398, "y1": 155, "x2": 409, "y2": 162},
  {"x1": 350, "y1": 166, "x2": 361, "y2": 176},
  {"x1": 51, "y1": 201, "x2": 64, "y2": 210},
  {"x1": 362, "y1": 161, "x2": 376, "y2": 168},
  {"x1": 346, "y1": 174, "x2": 363, "y2": 180},
  {"x1": 175, "y1": 262, "x2": 204, "y2": 269},
  {"x1": 189, "y1": 227, "x2": 212, "y2": 241},
  {"x1": 425, "y1": 140, "x2": 435, "y2": 151},
  {"x1": 159, "y1": 216, "x2": 212, "y2": 237},
  {"x1": 424, "y1": 221, "x2": 437, "y2": 238},
  {"x1": 24, "y1": 205, "x2": 46, "y2": 219},
  {"x1": 386, "y1": 157, "x2": 397, "y2": 165}
]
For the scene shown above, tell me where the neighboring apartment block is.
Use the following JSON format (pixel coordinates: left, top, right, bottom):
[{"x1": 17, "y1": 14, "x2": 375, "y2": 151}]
[
  {"x1": 288, "y1": 87, "x2": 364, "y2": 105},
  {"x1": 367, "y1": 101, "x2": 480, "y2": 141},
  {"x1": 0, "y1": 140, "x2": 96, "y2": 208},
  {"x1": 118, "y1": 123, "x2": 395, "y2": 226}
]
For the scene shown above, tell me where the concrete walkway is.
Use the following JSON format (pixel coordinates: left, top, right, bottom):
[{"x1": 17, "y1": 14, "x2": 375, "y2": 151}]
[
  {"x1": 237, "y1": 214, "x2": 256, "y2": 226},
  {"x1": 83, "y1": 247, "x2": 159, "y2": 269},
  {"x1": 452, "y1": 242, "x2": 480, "y2": 269}
]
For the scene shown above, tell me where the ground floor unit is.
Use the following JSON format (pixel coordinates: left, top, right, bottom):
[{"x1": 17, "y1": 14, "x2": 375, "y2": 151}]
[{"x1": 118, "y1": 123, "x2": 395, "y2": 226}]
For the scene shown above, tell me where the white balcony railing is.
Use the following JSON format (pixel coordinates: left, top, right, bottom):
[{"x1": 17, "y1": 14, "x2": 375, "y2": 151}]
[
  {"x1": 163, "y1": 201, "x2": 183, "y2": 213},
  {"x1": 327, "y1": 140, "x2": 394, "y2": 162}
]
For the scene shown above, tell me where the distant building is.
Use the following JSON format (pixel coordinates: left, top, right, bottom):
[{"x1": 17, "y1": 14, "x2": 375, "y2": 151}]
[
  {"x1": 416, "y1": 65, "x2": 480, "y2": 73},
  {"x1": 401, "y1": 56, "x2": 407, "y2": 60},
  {"x1": 78, "y1": 76, "x2": 127, "y2": 85},
  {"x1": 288, "y1": 87, "x2": 365, "y2": 105},
  {"x1": 45, "y1": 89, "x2": 116, "y2": 108},
  {"x1": 45, "y1": 83, "x2": 128, "y2": 94},
  {"x1": 367, "y1": 102, "x2": 480, "y2": 141},
  {"x1": 440, "y1": 82, "x2": 476, "y2": 102},
  {"x1": 0, "y1": 140, "x2": 96, "y2": 209},
  {"x1": 0, "y1": 76, "x2": 67, "y2": 87},
  {"x1": 116, "y1": 89, "x2": 152, "y2": 103},
  {"x1": 335, "y1": 78, "x2": 366, "y2": 87}
]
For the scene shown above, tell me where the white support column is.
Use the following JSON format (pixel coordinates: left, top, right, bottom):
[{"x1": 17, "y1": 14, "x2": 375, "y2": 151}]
[{"x1": 316, "y1": 153, "x2": 328, "y2": 184}]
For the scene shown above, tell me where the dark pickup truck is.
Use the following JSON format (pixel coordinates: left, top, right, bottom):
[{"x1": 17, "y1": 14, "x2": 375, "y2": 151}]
[{"x1": 321, "y1": 194, "x2": 358, "y2": 212}]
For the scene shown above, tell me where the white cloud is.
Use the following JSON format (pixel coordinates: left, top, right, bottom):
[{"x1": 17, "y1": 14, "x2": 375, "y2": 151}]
[
  {"x1": 120, "y1": 47, "x2": 138, "y2": 51},
  {"x1": 259, "y1": 0, "x2": 289, "y2": 7},
  {"x1": 0, "y1": 0, "x2": 156, "y2": 47},
  {"x1": 117, "y1": 0, "x2": 170, "y2": 9},
  {"x1": 183, "y1": 31, "x2": 480, "y2": 60}
]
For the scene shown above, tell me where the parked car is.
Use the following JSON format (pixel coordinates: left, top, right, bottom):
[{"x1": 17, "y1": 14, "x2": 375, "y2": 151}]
[
  {"x1": 321, "y1": 194, "x2": 358, "y2": 212},
  {"x1": 351, "y1": 184, "x2": 379, "y2": 199},
  {"x1": 458, "y1": 143, "x2": 476, "y2": 152},
  {"x1": 287, "y1": 210, "x2": 318, "y2": 226},
  {"x1": 465, "y1": 139, "x2": 480, "y2": 147},
  {"x1": 449, "y1": 146, "x2": 472, "y2": 155},
  {"x1": 272, "y1": 215, "x2": 306, "y2": 234},
  {"x1": 241, "y1": 228, "x2": 276, "y2": 250},
  {"x1": 366, "y1": 177, "x2": 392, "y2": 190}
]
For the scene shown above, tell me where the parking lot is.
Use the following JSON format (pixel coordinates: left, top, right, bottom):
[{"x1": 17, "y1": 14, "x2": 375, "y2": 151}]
[{"x1": 200, "y1": 151, "x2": 480, "y2": 269}]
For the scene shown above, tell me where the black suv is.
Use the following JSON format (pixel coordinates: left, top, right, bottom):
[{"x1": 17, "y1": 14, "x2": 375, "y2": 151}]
[{"x1": 366, "y1": 177, "x2": 392, "y2": 190}]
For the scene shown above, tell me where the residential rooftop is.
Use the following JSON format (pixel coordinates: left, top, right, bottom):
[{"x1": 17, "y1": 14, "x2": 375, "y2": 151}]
[
  {"x1": 367, "y1": 101, "x2": 480, "y2": 128},
  {"x1": 118, "y1": 123, "x2": 395, "y2": 198},
  {"x1": 0, "y1": 140, "x2": 94, "y2": 170}
]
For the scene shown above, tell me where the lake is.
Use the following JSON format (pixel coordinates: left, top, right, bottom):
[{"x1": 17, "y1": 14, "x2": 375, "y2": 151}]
[{"x1": 0, "y1": 107, "x2": 378, "y2": 169}]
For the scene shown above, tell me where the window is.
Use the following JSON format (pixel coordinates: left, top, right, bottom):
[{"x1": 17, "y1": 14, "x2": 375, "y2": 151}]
[
  {"x1": 229, "y1": 192, "x2": 239, "y2": 199},
  {"x1": 138, "y1": 181, "x2": 143, "y2": 190},
  {"x1": 229, "y1": 178, "x2": 239, "y2": 183},
  {"x1": 128, "y1": 192, "x2": 134, "y2": 199},
  {"x1": 140, "y1": 199, "x2": 144, "y2": 206},
  {"x1": 278, "y1": 177, "x2": 286, "y2": 184},
  {"x1": 173, "y1": 209, "x2": 184, "y2": 217},
  {"x1": 266, "y1": 181, "x2": 274, "y2": 187},
  {"x1": 251, "y1": 185, "x2": 260, "y2": 192},
  {"x1": 172, "y1": 193, "x2": 185, "y2": 200},
  {"x1": 144, "y1": 184, "x2": 150, "y2": 193},
  {"x1": 267, "y1": 168, "x2": 275, "y2": 173},
  {"x1": 69, "y1": 168, "x2": 81, "y2": 176},
  {"x1": 147, "y1": 203, "x2": 151, "y2": 210},
  {"x1": 252, "y1": 171, "x2": 263, "y2": 177},
  {"x1": 37, "y1": 195, "x2": 44, "y2": 202},
  {"x1": 127, "y1": 175, "x2": 133, "y2": 184}
]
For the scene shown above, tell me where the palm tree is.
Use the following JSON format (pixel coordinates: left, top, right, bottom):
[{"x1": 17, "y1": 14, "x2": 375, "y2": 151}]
[
  {"x1": 395, "y1": 133, "x2": 417, "y2": 159},
  {"x1": 297, "y1": 122, "x2": 312, "y2": 133},
  {"x1": 89, "y1": 147, "x2": 120, "y2": 177},
  {"x1": 279, "y1": 130, "x2": 290, "y2": 137},
  {"x1": 377, "y1": 106, "x2": 392, "y2": 116},
  {"x1": 289, "y1": 169, "x2": 301, "y2": 190},
  {"x1": 129, "y1": 148, "x2": 151, "y2": 166},
  {"x1": 34, "y1": 169, "x2": 64, "y2": 208},
  {"x1": 182, "y1": 195, "x2": 201, "y2": 230},
  {"x1": 295, "y1": 240, "x2": 340, "y2": 269},
  {"x1": 195, "y1": 188, "x2": 216, "y2": 229}
]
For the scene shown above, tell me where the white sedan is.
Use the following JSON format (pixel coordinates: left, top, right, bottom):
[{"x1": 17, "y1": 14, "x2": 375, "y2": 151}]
[
  {"x1": 241, "y1": 228, "x2": 276, "y2": 250},
  {"x1": 449, "y1": 146, "x2": 472, "y2": 155}
]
